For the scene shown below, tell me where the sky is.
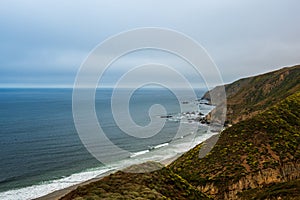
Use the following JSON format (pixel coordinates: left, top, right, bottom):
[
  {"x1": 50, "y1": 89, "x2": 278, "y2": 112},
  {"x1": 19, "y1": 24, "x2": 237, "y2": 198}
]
[{"x1": 0, "y1": 0, "x2": 300, "y2": 88}]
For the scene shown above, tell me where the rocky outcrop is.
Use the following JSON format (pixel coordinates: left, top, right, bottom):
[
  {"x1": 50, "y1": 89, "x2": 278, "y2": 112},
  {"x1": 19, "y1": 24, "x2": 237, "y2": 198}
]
[{"x1": 199, "y1": 162, "x2": 300, "y2": 199}]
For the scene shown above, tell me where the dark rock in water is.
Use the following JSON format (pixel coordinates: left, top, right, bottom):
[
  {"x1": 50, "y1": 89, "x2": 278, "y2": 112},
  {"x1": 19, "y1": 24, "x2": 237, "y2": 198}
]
[
  {"x1": 148, "y1": 146, "x2": 155, "y2": 151},
  {"x1": 199, "y1": 102, "x2": 212, "y2": 106},
  {"x1": 160, "y1": 115, "x2": 172, "y2": 118},
  {"x1": 197, "y1": 117, "x2": 211, "y2": 125}
]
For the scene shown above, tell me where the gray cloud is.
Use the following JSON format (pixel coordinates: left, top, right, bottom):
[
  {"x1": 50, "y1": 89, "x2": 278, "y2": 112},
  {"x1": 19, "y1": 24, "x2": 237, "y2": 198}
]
[{"x1": 0, "y1": 0, "x2": 299, "y2": 87}]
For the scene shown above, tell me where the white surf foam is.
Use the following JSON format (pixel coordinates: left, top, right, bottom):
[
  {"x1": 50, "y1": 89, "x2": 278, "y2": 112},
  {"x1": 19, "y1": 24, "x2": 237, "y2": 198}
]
[
  {"x1": 129, "y1": 149, "x2": 150, "y2": 158},
  {"x1": 0, "y1": 167, "x2": 114, "y2": 200},
  {"x1": 153, "y1": 142, "x2": 169, "y2": 149}
]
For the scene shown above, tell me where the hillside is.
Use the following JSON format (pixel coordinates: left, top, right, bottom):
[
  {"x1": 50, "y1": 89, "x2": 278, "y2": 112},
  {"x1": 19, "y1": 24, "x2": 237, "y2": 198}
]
[
  {"x1": 203, "y1": 65, "x2": 300, "y2": 124},
  {"x1": 58, "y1": 65, "x2": 300, "y2": 200},
  {"x1": 170, "y1": 91, "x2": 300, "y2": 199},
  {"x1": 60, "y1": 162, "x2": 210, "y2": 200}
]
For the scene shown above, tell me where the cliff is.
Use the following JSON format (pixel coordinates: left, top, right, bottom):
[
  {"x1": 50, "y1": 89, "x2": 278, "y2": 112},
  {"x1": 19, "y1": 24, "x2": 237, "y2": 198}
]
[
  {"x1": 170, "y1": 91, "x2": 300, "y2": 199},
  {"x1": 203, "y1": 65, "x2": 300, "y2": 124}
]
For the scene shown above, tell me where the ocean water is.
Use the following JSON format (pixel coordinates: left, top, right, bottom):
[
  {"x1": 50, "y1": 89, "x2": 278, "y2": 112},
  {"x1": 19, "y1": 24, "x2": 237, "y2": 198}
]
[{"x1": 0, "y1": 88, "x2": 214, "y2": 200}]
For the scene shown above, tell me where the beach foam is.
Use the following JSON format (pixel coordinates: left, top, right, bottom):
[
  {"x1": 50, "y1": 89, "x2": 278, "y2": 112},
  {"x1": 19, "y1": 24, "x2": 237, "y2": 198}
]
[{"x1": 0, "y1": 167, "x2": 113, "y2": 200}]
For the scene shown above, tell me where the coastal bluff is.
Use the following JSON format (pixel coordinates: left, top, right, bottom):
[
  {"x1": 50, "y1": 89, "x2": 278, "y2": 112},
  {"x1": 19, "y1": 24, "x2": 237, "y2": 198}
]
[
  {"x1": 44, "y1": 65, "x2": 300, "y2": 200},
  {"x1": 202, "y1": 65, "x2": 300, "y2": 125}
]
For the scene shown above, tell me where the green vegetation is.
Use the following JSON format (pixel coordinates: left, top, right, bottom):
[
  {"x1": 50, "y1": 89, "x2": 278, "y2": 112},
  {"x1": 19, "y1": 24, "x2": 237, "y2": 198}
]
[
  {"x1": 60, "y1": 163, "x2": 210, "y2": 200},
  {"x1": 203, "y1": 65, "x2": 300, "y2": 124},
  {"x1": 170, "y1": 91, "x2": 300, "y2": 199}
]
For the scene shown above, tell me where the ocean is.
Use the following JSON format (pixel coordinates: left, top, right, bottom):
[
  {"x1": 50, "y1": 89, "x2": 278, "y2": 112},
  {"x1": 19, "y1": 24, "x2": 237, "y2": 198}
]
[{"x1": 0, "y1": 88, "x2": 214, "y2": 200}]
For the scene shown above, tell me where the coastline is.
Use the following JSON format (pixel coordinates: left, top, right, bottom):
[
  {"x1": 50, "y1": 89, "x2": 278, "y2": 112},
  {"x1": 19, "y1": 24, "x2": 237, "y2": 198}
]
[
  {"x1": 36, "y1": 153, "x2": 183, "y2": 200},
  {"x1": 35, "y1": 99, "x2": 213, "y2": 200},
  {"x1": 35, "y1": 169, "x2": 116, "y2": 200}
]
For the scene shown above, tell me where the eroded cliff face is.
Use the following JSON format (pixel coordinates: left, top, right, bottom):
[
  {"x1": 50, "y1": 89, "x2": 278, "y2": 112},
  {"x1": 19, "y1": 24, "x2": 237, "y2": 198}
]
[{"x1": 198, "y1": 161, "x2": 300, "y2": 199}]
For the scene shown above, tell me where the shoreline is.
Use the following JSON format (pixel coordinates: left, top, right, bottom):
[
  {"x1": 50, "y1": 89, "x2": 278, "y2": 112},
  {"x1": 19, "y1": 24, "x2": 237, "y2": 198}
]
[
  {"x1": 36, "y1": 153, "x2": 183, "y2": 200},
  {"x1": 35, "y1": 169, "x2": 115, "y2": 200},
  {"x1": 35, "y1": 100, "x2": 213, "y2": 200}
]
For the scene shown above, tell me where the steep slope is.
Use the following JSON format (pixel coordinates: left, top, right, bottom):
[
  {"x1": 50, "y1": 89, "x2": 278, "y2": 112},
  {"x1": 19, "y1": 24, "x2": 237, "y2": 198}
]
[
  {"x1": 170, "y1": 91, "x2": 300, "y2": 199},
  {"x1": 203, "y1": 65, "x2": 300, "y2": 124},
  {"x1": 60, "y1": 162, "x2": 210, "y2": 200}
]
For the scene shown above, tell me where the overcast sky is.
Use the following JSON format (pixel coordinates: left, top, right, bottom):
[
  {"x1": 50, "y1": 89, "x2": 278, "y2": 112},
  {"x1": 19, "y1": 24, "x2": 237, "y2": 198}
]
[{"x1": 0, "y1": 0, "x2": 299, "y2": 88}]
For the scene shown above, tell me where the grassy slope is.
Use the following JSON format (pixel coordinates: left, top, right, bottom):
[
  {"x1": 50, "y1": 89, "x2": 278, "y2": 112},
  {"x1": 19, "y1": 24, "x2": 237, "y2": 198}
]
[
  {"x1": 203, "y1": 65, "x2": 300, "y2": 124},
  {"x1": 170, "y1": 91, "x2": 300, "y2": 199},
  {"x1": 60, "y1": 163, "x2": 210, "y2": 200}
]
